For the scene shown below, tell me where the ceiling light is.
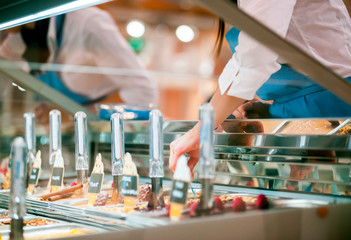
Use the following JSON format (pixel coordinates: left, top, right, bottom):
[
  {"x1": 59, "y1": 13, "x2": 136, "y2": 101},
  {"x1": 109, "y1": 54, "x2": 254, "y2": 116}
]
[
  {"x1": 176, "y1": 25, "x2": 195, "y2": 43},
  {"x1": 126, "y1": 20, "x2": 146, "y2": 38}
]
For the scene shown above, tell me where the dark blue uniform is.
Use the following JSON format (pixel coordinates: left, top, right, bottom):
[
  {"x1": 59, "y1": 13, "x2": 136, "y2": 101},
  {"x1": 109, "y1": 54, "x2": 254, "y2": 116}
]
[{"x1": 225, "y1": 28, "x2": 351, "y2": 118}]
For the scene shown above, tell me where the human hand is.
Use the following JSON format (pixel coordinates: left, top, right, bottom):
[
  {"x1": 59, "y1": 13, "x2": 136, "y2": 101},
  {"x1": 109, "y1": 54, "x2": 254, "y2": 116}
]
[
  {"x1": 169, "y1": 124, "x2": 200, "y2": 176},
  {"x1": 289, "y1": 164, "x2": 314, "y2": 179},
  {"x1": 233, "y1": 100, "x2": 271, "y2": 119},
  {"x1": 35, "y1": 103, "x2": 51, "y2": 125},
  {"x1": 221, "y1": 120, "x2": 264, "y2": 133},
  {"x1": 35, "y1": 102, "x2": 73, "y2": 125},
  {"x1": 290, "y1": 150, "x2": 336, "y2": 179}
]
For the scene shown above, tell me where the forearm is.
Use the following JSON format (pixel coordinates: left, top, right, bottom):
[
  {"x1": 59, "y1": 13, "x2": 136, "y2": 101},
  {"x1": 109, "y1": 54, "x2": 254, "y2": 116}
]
[
  {"x1": 209, "y1": 87, "x2": 245, "y2": 128},
  {"x1": 169, "y1": 86, "x2": 245, "y2": 172}
]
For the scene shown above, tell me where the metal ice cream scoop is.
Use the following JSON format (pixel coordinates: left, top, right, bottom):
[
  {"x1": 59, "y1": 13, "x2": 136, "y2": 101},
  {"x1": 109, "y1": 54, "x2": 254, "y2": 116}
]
[
  {"x1": 198, "y1": 103, "x2": 215, "y2": 214},
  {"x1": 110, "y1": 113, "x2": 124, "y2": 203},
  {"x1": 9, "y1": 137, "x2": 27, "y2": 240},
  {"x1": 75, "y1": 111, "x2": 89, "y2": 186}
]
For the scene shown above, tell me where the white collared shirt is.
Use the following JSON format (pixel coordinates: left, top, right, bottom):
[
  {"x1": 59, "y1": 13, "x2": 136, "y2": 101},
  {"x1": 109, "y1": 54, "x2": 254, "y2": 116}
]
[
  {"x1": 219, "y1": 0, "x2": 351, "y2": 100},
  {"x1": 0, "y1": 7, "x2": 158, "y2": 104}
]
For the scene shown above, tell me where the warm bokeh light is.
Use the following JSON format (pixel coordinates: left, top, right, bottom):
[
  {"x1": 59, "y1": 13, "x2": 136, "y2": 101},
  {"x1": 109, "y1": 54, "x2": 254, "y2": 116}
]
[
  {"x1": 175, "y1": 25, "x2": 195, "y2": 43},
  {"x1": 126, "y1": 20, "x2": 146, "y2": 38}
]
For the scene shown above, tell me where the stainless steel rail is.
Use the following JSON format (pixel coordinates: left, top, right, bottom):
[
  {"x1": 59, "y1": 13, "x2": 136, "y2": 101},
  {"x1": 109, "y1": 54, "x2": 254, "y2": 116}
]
[
  {"x1": 90, "y1": 120, "x2": 351, "y2": 196},
  {"x1": 93, "y1": 120, "x2": 351, "y2": 151}
]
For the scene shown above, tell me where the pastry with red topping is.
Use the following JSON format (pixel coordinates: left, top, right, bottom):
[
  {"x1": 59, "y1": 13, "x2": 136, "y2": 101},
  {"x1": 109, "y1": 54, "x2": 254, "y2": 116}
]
[
  {"x1": 232, "y1": 197, "x2": 246, "y2": 212},
  {"x1": 256, "y1": 194, "x2": 269, "y2": 209}
]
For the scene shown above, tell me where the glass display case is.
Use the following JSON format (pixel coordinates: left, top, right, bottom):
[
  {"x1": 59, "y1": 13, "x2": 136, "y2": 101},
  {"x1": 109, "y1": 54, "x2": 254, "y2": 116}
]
[{"x1": 0, "y1": 0, "x2": 350, "y2": 239}]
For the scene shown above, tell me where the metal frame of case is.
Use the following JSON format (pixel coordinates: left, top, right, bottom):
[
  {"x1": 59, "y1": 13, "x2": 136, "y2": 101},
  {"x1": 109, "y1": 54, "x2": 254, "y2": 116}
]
[
  {"x1": 0, "y1": 0, "x2": 351, "y2": 239},
  {"x1": 90, "y1": 119, "x2": 351, "y2": 197}
]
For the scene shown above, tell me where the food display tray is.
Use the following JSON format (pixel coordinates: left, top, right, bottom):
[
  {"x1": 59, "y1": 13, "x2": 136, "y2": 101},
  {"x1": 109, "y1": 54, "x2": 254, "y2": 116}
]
[{"x1": 0, "y1": 223, "x2": 104, "y2": 240}]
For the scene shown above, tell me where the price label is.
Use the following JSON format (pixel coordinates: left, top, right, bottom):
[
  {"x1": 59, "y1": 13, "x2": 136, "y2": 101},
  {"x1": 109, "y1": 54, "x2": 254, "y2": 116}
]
[
  {"x1": 170, "y1": 180, "x2": 188, "y2": 204},
  {"x1": 88, "y1": 173, "x2": 104, "y2": 194},
  {"x1": 121, "y1": 175, "x2": 138, "y2": 197},
  {"x1": 51, "y1": 167, "x2": 64, "y2": 187},
  {"x1": 28, "y1": 168, "x2": 40, "y2": 185}
]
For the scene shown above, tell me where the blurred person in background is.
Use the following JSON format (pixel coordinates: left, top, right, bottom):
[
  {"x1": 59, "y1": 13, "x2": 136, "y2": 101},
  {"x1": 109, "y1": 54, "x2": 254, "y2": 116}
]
[
  {"x1": 0, "y1": 7, "x2": 158, "y2": 123},
  {"x1": 169, "y1": 0, "x2": 351, "y2": 173}
]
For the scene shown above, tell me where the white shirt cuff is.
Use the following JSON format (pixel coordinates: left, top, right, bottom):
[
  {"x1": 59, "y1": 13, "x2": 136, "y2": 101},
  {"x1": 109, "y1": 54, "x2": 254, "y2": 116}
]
[
  {"x1": 218, "y1": 57, "x2": 239, "y2": 95},
  {"x1": 218, "y1": 55, "x2": 275, "y2": 100}
]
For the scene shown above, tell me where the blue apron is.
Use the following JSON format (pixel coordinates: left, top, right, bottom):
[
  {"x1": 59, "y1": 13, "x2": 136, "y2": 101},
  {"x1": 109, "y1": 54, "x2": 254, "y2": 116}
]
[
  {"x1": 37, "y1": 14, "x2": 91, "y2": 104},
  {"x1": 226, "y1": 28, "x2": 351, "y2": 118}
]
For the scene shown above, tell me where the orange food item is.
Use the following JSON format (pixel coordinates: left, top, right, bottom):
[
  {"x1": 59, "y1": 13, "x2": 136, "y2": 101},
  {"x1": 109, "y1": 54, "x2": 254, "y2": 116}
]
[
  {"x1": 317, "y1": 207, "x2": 329, "y2": 218},
  {"x1": 24, "y1": 218, "x2": 57, "y2": 226},
  {"x1": 94, "y1": 191, "x2": 109, "y2": 206},
  {"x1": 0, "y1": 218, "x2": 57, "y2": 226},
  {"x1": 338, "y1": 123, "x2": 351, "y2": 135}
]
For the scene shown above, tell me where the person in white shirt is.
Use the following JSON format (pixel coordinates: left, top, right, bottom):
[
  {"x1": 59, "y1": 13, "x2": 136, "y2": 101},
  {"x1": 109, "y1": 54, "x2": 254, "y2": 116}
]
[
  {"x1": 169, "y1": 0, "x2": 351, "y2": 172},
  {"x1": 0, "y1": 7, "x2": 158, "y2": 106}
]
